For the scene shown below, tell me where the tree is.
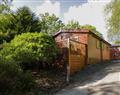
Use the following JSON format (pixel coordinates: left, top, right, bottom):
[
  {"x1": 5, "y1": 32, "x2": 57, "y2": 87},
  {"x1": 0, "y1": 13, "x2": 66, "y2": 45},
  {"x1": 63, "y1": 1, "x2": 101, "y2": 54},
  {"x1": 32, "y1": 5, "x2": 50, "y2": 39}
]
[
  {"x1": 63, "y1": 21, "x2": 103, "y2": 38},
  {"x1": 0, "y1": 0, "x2": 13, "y2": 13},
  {"x1": 64, "y1": 20, "x2": 80, "y2": 29},
  {"x1": 0, "y1": 0, "x2": 14, "y2": 44},
  {"x1": 115, "y1": 41, "x2": 120, "y2": 44},
  {"x1": 0, "y1": 13, "x2": 15, "y2": 43},
  {"x1": 15, "y1": 6, "x2": 41, "y2": 34},
  {"x1": 0, "y1": 6, "x2": 41, "y2": 44},
  {"x1": 39, "y1": 13, "x2": 64, "y2": 35},
  {"x1": 81, "y1": 24, "x2": 103, "y2": 38},
  {"x1": 105, "y1": 0, "x2": 120, "y2": 43}
]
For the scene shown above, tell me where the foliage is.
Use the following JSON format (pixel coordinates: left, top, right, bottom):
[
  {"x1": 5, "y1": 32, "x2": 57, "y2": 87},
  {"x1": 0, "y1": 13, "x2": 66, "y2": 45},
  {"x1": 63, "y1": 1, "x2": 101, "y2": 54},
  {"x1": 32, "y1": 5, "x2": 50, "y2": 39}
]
[
  {"x1": 115, "y1": 40, "x2": 120, "y2": 44},
  {"x1": 40, "y1": 13, "x2": 64, "y2": 35},
  {"x1": 0, "y1": 14, "x2": 16, "y2": 44},
  {"x1": 0, "y1": 32, "x2": 58, "y2": 69},
  {"x1": 0, "y1": 60, "x2": 35, "y2": 95},
  {"x1": 63, "y1": 21, "x2": 103, "y2": 38},
  {"x1": 64, "y1": 20, "x2": 80, "y2": 29},
  {"x1": 0, "y1": 6, "x2": 41, "y2": 44},
  {"x1": 81, "y1": 24, "x2": 103, "y2": 38},
  {"x1": 0, "y1": 0, "x2": 13, "y2": 13},
  {"x1": 105, "y1": 0, "x2": 120, "y2": 43},
  {"x1": 15, "y1": 6, "x2": 41, "y2": 33}
]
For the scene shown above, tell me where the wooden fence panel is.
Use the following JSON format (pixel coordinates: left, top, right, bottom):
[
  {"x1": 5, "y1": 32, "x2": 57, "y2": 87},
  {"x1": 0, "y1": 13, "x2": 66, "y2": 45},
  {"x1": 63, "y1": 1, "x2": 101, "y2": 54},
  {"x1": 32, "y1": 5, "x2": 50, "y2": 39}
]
[
  {"x1": 56, "y1": 39, "x2": 87, "y2": 75},
  {"x1": 69, "y1": 39, "x2": 87, "y2": 74}
]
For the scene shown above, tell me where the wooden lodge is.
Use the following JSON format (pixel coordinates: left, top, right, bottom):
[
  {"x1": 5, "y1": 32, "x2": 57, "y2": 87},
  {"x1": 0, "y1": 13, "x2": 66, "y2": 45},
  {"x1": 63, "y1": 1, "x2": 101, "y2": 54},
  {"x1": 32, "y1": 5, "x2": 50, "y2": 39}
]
[{"x1": 54, "y1": 29, "x2": 111, "y2": 74}]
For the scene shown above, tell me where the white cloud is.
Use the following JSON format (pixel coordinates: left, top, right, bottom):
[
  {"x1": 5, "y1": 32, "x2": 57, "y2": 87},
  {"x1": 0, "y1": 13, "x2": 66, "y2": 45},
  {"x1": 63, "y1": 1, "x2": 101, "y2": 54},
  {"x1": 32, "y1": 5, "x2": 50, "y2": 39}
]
[
  {"x1": 10, "y1": 0, "x2": 37, "y2": 12},
  {"x1": 63, "y1": 0, "x2": 111, "y2": 40},
  {"x1": 88, "y1": 0, "x2": 111, "y2": 3},
  {"x1": 35, "y1": 0, "x2": 60, "y2": 17}
]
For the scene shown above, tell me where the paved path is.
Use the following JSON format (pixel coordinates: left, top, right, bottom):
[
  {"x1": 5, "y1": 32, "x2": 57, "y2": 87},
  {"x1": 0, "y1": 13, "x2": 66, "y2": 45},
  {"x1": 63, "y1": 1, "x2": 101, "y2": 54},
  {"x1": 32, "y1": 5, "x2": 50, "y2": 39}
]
[{"x1": 55, "y1": 61, "x2": 120, "y2": 95}]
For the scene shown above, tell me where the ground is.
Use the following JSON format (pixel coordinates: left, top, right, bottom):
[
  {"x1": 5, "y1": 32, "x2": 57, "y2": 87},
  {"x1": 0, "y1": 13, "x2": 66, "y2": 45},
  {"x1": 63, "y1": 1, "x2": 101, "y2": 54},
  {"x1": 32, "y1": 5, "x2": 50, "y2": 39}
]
[{"x1": 55, "y1": 60, "x2": 120, "y2": 95}]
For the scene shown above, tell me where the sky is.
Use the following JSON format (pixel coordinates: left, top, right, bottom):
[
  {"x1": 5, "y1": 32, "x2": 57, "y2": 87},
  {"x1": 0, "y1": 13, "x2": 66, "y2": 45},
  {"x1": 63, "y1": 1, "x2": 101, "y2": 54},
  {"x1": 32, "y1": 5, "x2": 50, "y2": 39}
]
[{"x1": 10, "y1": 0, "x2": 112, "y2": 40}]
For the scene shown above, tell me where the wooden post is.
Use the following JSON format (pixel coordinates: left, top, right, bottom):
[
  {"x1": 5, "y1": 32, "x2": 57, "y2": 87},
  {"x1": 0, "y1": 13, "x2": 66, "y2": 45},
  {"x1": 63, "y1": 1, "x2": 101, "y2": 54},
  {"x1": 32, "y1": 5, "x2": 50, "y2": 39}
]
[
  {"x1": 100, "y1": 41, "x2": 103, "y2": 63},
  {"x1": 66, "y1": 38, "x2": 70, "y2": 83},
  {"x1": 66, "y1": 64, "x2": 70, "y2": 83},
  {"x1": 85, "y1": 44, "x2": 88, "y2": 65}
]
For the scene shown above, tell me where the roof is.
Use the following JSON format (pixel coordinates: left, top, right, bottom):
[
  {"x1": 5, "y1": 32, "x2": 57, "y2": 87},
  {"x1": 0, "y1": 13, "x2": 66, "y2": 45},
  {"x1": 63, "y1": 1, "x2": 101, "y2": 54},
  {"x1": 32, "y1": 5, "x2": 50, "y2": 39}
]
[
  {"x1": 54, "y1": 29, "x2": 111, "y2": 46},
  {"x1": 54, "y1": 29, "x2": 89, "y2": 37},
  {"x1": 89, "y1": 31, "x2": 111, "y2": 46},
  {"x1": 111, "y1": 45, "x2": 120, "y2": 47}
]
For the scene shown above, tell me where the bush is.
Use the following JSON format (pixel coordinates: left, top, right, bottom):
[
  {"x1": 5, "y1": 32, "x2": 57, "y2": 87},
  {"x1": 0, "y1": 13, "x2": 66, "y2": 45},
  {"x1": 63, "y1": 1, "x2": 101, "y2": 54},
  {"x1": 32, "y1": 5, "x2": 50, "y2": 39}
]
[
  {"x1": 0, "y1": 32, "x2": 58, "y2": 69},
  {"x1": 0, "y1": 61, "x2": 35, "y2": 95}
]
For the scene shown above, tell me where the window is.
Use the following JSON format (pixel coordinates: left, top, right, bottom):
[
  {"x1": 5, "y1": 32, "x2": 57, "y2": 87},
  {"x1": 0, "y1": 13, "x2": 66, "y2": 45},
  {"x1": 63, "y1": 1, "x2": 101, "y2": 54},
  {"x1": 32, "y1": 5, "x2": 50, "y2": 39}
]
[
  {"x1": 106, "y1": 46, "x2": 109, "y2": 51},
  {"x1": 96, "y1": 40, "x2": 100, "y2": 49},
  {"x1": 102, "y1": 43, "x2": 104, "y2": 50}
]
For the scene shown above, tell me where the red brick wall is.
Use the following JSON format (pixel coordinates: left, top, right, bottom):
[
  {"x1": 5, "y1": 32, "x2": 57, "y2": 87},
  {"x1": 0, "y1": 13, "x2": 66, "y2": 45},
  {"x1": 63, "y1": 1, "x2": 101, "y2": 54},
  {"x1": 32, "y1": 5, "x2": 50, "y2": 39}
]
[
  {"x1": 55, "y1": 32, "x2": 88, "y2": 44},
  {"x1": 54, "y1": 32, "x2": 88, "y2": 74}
]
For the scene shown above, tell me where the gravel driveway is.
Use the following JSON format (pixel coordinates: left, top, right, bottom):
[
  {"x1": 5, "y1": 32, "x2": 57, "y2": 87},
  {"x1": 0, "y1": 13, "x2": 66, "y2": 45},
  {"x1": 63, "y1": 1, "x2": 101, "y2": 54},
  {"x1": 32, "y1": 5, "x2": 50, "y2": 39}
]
[{"x1": 55, "y1": 60, "x2": 120, "y2": 95}]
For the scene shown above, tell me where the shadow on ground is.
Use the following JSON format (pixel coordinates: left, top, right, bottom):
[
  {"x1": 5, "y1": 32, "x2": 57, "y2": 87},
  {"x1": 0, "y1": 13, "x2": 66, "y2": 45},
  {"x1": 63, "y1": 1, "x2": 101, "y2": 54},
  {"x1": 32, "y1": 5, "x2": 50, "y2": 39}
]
[
  {"x1": 65, "y1": 82, "x2": 120, "y2": 95},
  {"x1": 67, "y1": 60, "x2": 120, "y2": 89},
  {"x1": 87, "y1": 81, "x2": 120, "y2": 95}
]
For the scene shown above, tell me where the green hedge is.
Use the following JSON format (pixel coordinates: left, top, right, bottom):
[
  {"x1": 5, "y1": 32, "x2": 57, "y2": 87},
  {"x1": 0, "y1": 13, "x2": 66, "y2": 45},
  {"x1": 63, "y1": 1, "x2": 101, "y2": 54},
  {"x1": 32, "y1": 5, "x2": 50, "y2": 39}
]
[{"x1": 0, "y1": 32, "x2": 58, "y2": 69}]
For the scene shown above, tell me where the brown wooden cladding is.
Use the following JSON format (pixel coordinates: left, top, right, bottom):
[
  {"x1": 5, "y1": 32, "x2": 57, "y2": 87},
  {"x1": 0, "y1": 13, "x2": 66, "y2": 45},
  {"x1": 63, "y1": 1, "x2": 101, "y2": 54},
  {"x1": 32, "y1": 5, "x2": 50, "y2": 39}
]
[
  {"x1": 102, "y1": 43, "x2": 110, "y2": 61},
  {"x1": 69, "y1": 39, "x2": 86, "y2": 74},
  {"x1": 88, "y1": 34, "x2": 110, "y2": 64}
]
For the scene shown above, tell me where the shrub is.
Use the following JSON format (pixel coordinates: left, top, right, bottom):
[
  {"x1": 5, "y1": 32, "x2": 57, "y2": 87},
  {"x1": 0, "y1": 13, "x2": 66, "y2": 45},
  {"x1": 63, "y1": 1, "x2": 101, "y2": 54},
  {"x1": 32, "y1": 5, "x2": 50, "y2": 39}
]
[
  {"x1": 0, "y1": 60, "x2": 35, "y2": 95},
  {"x1": 0, "y1": 32, "x2": 58, "y2": 69}
]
